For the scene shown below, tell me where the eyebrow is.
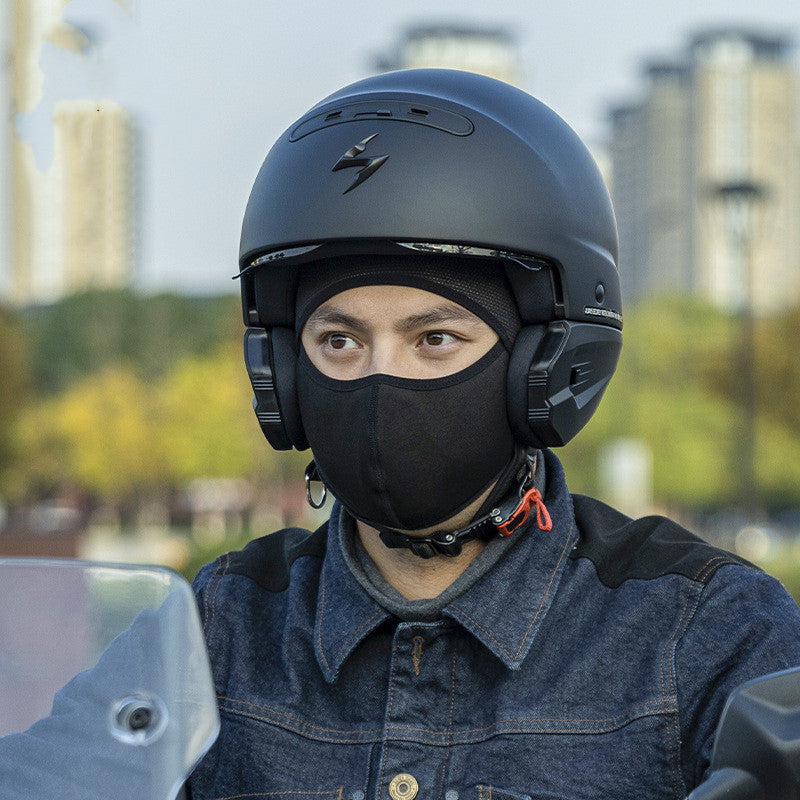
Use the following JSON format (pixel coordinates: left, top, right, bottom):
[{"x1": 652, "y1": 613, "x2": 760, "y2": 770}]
[
  {"x1": 304, "y1": 309, "x2": 370, "y2": 335},
  {"x1": 304, "y1": 303, "x2": 483, "y2": 334},
  {"x1": 392, "y1": 304, "x2": 483, "y2": 333}
]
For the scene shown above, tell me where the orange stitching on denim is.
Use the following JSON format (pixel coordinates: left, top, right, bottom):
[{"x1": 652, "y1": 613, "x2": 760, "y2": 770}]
[
  {"x1": 384, "y1": 637, "x2": 401, "y2": 726},
  {"x1": 511, "y1": 527, "x2": 577, "y2": 658},
  {"x1": 447, "y1": 649, "x2": 457, "y2": 740},
  {"x1": 201, "y1": 580, "x2": 210, "y2": 635},
  {"x1": 665, "y1": 554, "x2": 733, "y2": 796},
  {"x1": 658, "y1": 585, "x2": 697, "y2": 699},
  {"x1": 658, "y1": 566, "x2": 711, "y2": 800},
  {"x1": 208, "y1": 552, "x2": 230, "y2": 637},
  {"x1": 211, "y1": 791, "x2": 343, "y2": 800},
  {"x1": 437, "y1": 761, "x2": 447, "y2": 800},
  {"x1": 432, "y1": 649, "x2": 457, "y2": 800},
  {"x1": 388, "y1": 698, "x2": 676, "y2": 735},
  {"x1": 202, "y1": 559, "x2": 215, "y2": 634},
  {"x1": 691, "y1": 555, "x2": 732, "y2": 585},
  {"x1": 218, "y1": 695, "x2": 384, "y2": 736},
  {"x1": 316, "y1": 565, "x2": 332, "y2": 674},
  {"x1": 376, "y1": 751, "x2": 386, "y2": 800},
  {"x1": 317, "y1": 579, "x2": 386, "y2": 677},
  {"x1": 453, "y1": 527, "x2": 576, "y2": 662},
  {"x1": 658, "y1": 554, "x2": 723, "y2": 699},
  {"x1": 377, "y1": 636, "x2": 404, "y2": 800},
  {"x1": 220, "y1": 694, "x2": 673, "y2": 730},
  {"x1": 659, "y1": 584, "x2": 695, "y2": 694},
  {"x1": 218, "y1": 694, "x2": 674, "y2": 742}
]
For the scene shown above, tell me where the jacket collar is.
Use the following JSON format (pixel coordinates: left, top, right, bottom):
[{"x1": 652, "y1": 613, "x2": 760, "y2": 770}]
[
  {"x1": 313, "y1": 510, "x2": 392, "y2": 683},
  {"x1": 314, "y1": 450, "x2": 577, "y2": 681}
]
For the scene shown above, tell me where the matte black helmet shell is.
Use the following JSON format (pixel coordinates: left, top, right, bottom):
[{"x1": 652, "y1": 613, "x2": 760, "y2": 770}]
[
  {"x1": 239, "y1": 68, "x2": 621, "y2": 331},
  {"x1": 239, "y1": 69, "x2": 622, "y2": 452}
]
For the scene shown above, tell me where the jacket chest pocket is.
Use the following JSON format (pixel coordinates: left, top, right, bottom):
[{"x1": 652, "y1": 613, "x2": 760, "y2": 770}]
[
  {"x1": 190, "y1": 713, "x2": 374, "y2": 800},
  {"x1": 201, "y1": 791, "x2": 345, "y2": 800}
]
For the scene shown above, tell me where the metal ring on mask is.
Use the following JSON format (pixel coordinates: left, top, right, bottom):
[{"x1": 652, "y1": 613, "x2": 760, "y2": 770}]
[{"x1": 304, "y1": 460, "x2": 328, "y2": 509}]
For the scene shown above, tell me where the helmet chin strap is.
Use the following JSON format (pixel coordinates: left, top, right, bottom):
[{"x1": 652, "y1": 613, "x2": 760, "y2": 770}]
[
  {"x1": 306, "y1": 452, "x2": 543, "y2": 560},
  {"x1": 374, "y1": 452, "x2": 551, "y2": 559},
  {"x1": 304, "y1": 452, "x2": 552, "y2": 560}
]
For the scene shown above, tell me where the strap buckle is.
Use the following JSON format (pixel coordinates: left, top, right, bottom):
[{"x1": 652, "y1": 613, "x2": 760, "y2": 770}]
[
  {"x1": 376, "y1": 452, "x2": 551, "y2": 558},
  {"x1": 490, "y1": 456, "x2": 552, "y2": 536}
]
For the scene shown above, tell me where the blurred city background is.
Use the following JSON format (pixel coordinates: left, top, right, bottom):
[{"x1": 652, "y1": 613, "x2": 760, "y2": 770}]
[{"x1": 2, "y1": 0, "x2": 800, "y2": 594}]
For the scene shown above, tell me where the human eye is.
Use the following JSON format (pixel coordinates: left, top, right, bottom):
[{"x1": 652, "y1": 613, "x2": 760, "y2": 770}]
[
  {"x1": 420, "y1": 331, "x2": 460, "y2": 349},
  {"x1": 323, "y1": 333, "x2": 359, "y2": 351}
]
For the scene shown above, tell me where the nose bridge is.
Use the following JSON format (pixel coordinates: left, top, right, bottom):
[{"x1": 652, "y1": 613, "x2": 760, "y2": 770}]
[{"x1": 366, "y1": 332, "x2": 404, "y2": 377}]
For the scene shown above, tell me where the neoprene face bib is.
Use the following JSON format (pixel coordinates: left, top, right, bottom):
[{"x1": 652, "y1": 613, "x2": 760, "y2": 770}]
[{"x1": 296, "y1": 342, "x2": 515, "y2": 531}]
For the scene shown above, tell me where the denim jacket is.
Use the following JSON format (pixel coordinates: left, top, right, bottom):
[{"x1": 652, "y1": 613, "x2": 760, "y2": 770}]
[{"x1": 189, "y1": 451, "x2": 800, "y2": 800}]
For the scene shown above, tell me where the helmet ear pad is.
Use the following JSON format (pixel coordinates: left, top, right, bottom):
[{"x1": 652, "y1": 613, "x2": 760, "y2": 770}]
[
  {"x1": 243, "y1": 326, "x2": 309, "y2": 451},
  {"x1": 507, "y1": 323, "x2": 622, "y2": 449}
]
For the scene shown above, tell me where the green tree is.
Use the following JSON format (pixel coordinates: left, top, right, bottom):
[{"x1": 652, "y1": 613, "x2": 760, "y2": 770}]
[
  {"x1": 21, "y1": 289, "x2": 241, "y2": 394},
  {"x1": 13, "y1": 365, "x2": 167, "y2": 511},
  {"x1": 0, "y1": 306, "x2": 33, "y2": 497},
  {"x1": 757, "y1": 306, "x2": 800, "y2": 434},
  {"x1": 560, "y1": 297, "x2": 800, "y2": 510},
  {"x1": 158, "y1": 343, "x2": 273, "y2": 483}
]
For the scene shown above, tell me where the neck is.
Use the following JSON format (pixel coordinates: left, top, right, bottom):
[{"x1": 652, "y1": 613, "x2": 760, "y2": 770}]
[{"x1": 354, "y1": 487, "x2": 493, "y2": 600}]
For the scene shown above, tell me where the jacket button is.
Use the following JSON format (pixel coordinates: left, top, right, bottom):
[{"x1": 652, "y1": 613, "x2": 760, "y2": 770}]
[{"x1": 389, "y1": 773, "x2": 419, "y2": 800}]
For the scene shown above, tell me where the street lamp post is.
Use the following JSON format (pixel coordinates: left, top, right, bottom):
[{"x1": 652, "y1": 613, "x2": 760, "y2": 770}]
[{"x1": 711, "y1": 180, "x2": 765, "y2": 507}]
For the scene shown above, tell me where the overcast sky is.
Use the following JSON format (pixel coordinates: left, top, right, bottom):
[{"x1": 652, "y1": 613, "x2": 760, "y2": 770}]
[{"x1": 2, "y1": 0, "x2": 799, "y2": 295}]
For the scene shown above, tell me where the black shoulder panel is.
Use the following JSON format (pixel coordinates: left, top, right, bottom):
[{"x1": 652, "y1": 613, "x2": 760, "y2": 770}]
[
  {"x1": 224, "y1": 523, "x2": 328, "y2": 592},
  {"x1": 570, "y1": 494, "x2": 758, "y2": 589}
]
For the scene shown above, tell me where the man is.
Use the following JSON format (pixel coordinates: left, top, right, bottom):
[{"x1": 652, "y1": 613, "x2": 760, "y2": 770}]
[{"x1": 189, "y1": 70, "x2": 800, "y2": 799}]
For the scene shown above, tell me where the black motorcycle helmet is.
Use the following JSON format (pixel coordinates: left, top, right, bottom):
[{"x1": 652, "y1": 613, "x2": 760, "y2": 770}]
[{"x1": 238, "y1": 69, "x2": 622, "y2": 452}]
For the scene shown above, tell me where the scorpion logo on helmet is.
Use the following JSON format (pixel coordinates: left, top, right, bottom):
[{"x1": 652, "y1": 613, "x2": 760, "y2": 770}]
[{"x1": 331, "y1": 133, "x2": 389, "y2": 194}]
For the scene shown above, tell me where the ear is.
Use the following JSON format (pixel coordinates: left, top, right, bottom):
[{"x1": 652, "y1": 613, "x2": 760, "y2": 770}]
[
  {"x1": 507, "y1": 322, "x2": 622, "y2": 448},
  {"x1": 243, "y1": 326, "x2": 309, "y2": 451}
]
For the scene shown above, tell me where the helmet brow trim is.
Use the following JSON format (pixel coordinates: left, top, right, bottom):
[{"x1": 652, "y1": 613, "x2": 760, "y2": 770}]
[{"x1": 398, "y1": 241, "x2": 550, "y2": 271}]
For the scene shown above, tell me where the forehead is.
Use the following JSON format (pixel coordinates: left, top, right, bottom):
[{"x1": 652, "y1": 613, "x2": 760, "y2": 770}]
[{"x1": 303, "y1": 285, "x2": 489, "y2": 328}]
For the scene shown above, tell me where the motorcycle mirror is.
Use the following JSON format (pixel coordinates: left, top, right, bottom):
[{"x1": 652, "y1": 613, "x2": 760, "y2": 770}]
[{"x1": 686, "y1": 666, "x2": 800, "y2": 800}]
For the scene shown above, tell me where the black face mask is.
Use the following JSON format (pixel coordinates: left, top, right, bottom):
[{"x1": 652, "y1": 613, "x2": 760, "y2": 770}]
[{"x1": 295, "y1": 342, "x2": 516, "y2": 531}]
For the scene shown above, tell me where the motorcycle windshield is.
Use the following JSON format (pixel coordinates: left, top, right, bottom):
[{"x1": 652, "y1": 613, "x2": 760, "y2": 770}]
[{"x1": 0, "y1": 558, "x2": 220, "y2": 800}]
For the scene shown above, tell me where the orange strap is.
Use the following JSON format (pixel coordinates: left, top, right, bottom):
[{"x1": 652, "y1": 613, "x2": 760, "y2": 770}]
[
  {"x1": 496, "y1": 487, "x2": 553, "y2": 536},
  {"x1": 530, "y1": 488, "x2": 553, "y2": 532}
]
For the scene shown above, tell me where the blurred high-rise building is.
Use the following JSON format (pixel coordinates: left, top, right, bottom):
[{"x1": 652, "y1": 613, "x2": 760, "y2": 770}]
[
  {"x1": 377, "y1": 24, "x2": 520, "y2": 86},
  {"x1": 610, "y1": 29, "x2": 800, "y2": 313},
  {"x1": 8, "y1": 0, "x2": 135, "y2": 305},
  {"x1": 54, "y1": 101, "x2": 134, "y2": 294}
]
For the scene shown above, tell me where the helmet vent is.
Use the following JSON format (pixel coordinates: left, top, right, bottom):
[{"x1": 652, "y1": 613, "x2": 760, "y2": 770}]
[{"x1": 290, "y1": 101, "x2": 474, "y2": 140}]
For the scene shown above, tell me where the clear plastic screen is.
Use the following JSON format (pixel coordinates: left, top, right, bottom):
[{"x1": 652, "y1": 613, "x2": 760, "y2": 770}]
[{"x1": 0, "y1": 558, "x2": 220, "y2": 800}]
